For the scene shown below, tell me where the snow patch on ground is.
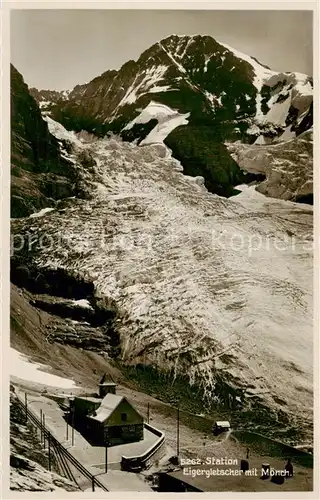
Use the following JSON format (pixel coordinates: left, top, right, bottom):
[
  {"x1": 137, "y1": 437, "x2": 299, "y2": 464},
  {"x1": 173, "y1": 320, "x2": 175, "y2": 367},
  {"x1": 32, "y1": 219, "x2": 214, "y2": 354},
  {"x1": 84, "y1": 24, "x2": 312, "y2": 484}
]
[
  {"x1": 39, "y1": 101, "x2": 51, "y2": 108},
  {"x1": 10, "y1": 349, "x2": 78, "y2": 389},
  {"x1": 148, "y1": 85, "x2": 174, "y2": 93},
  {"x1": 70, "y1": 299, "x2": 93, "y2": 310},
  {"x1": 29, "y1": 208, "x2": 55, "y2": 219},
  {"x1": 10, "y1": 456, "x2": 78, "y2": 491},
  {"x1": 246, "y1": 123, "x2": 261, "y2": 135},
  {"x1": 216, "y1": 95, "x2": 222, "y2": 106},
  {"x1": 264, "y1": 93, "x2": 292, "y2": 126},
  {"x1": 44, "y1": 116, "x2": 83, "y2": 147},
  {"x1": 123, "y1": 101, "x2": 177, "y2": 131},
  {"x1": 204, "y1": 55, "x2": 211, "y2": 72},
  {"x1": 140, "y1": 111, "x2": 190, "y2": 145},
  {"x1": 277, "y1": 126, "x2": 296, "y2": 142},
  {"x1": 233, "y1": 184, "x2": 265, "y2": 202},
  {"x1": 204, "y1": 91, "x2": 216, "y2": 110},
  {"x1": 254, "y1": 135, "x2": 267, "y2": 145},
  {"x1": 122, "y1": 101, "x2": 190, "y2": 145}
]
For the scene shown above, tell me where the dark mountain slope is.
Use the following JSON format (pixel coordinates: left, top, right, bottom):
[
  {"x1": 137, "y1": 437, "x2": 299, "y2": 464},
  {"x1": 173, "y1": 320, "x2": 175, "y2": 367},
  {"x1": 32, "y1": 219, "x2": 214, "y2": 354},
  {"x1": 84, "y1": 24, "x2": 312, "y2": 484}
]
[
  {"x1": 11, "y1": 65, "x2": 77, "y2": 218},
  {"x1": 164, "y1": 125, "x2": 264, "y2": 197}
]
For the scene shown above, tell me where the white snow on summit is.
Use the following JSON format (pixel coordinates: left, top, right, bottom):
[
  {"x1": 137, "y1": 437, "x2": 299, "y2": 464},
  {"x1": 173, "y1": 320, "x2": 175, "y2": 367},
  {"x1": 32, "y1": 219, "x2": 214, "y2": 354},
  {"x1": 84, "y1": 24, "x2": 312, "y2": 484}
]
[
  {"x1": 290, "y1": 72, "x2": 313, "y2": 97},
  {"x1": 158, "y1": 41, "x2": 188, "y2": 74},
  {"x1": 216, "y1": 40, "x2": 312, "y2": 125}
]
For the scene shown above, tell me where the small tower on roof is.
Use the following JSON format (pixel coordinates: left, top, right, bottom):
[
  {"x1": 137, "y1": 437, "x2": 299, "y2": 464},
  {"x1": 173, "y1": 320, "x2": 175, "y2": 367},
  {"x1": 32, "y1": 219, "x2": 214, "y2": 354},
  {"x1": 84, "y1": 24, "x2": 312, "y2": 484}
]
[{"x1": 99, "y1": 373, "x2": 116, "y2": 398}]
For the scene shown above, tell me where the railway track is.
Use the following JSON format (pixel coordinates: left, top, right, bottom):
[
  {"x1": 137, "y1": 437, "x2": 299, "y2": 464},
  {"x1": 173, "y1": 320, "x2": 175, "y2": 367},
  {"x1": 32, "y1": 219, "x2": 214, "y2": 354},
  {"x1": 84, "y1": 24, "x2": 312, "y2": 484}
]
[{"x1": 14, "y1": 394, "x2": 108, "y2": 492}]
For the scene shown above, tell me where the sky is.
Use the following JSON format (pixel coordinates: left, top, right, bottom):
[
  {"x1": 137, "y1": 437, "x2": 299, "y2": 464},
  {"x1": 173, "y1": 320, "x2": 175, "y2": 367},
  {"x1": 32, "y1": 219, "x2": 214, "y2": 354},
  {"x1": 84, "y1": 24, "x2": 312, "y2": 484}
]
[{"x1": 11, "y1": 9, "x2": 313, "y2": 91}]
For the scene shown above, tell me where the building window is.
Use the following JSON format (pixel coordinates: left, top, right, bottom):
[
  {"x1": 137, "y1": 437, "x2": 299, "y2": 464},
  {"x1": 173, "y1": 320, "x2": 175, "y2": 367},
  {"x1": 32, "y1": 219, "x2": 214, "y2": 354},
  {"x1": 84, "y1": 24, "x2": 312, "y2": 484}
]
[{"x1": 121, "y1": 413, "x2": 127, "y2": 422}]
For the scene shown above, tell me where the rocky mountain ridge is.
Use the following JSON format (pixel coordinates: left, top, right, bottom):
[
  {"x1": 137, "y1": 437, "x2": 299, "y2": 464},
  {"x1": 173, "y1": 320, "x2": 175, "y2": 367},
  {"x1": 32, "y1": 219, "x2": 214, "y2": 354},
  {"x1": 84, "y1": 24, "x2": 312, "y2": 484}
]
[
  {"x1": 227, "y1": 128, "x2": 313, "y2": 203},
  {"x1": 28, "y1": 34, "x2": 313, "y2": 202},
  {"x1": 30, "y1": 34, "x2": 313, "y2": 145}
]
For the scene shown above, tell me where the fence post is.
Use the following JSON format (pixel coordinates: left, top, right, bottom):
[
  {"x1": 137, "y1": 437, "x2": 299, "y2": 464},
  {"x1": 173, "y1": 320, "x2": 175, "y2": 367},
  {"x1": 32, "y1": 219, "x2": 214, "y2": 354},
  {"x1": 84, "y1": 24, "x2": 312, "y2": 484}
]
[
  {"x1": 43, "y1": 414, "x2": 46, "y2": 449},
  {"x1": 71, "y1": 408, "x2": 75, "y2": 446},
  {"x1": 147, "y1": 403, "x2": 150, "y2": 424},
  {"x1": 177, "y1": 407, "x2": 180, "y2": 457},
  {"x1": 48, "y1": 434, "x2": 51, "y2": 471},
  {"x1": 66, "y1": 412, "x2": 69, "y2": 441},
  {"x1": 40, "y1": 409, "x2": 43, "y2": 444},
  {"x1": 92, "y1": 476, "x2": 95, "y2": 492},
  {"x1": 24, "y1": 393, "x2": 28, "y2": 424}
]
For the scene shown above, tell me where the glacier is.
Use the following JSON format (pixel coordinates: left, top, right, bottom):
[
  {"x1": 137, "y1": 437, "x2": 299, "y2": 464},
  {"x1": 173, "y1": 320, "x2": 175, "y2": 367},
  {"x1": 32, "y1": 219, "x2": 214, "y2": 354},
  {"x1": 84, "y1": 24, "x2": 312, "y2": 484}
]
[{"x1": 11, "y1": 120, "x2": 313, "y2": 440}]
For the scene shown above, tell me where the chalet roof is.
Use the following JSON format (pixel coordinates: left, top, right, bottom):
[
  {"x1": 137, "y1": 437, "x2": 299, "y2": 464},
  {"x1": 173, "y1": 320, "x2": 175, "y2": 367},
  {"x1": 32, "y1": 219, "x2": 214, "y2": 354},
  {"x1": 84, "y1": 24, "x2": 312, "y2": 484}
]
[
  {"x1": 87, "y1": 393, "x2": 144, "y2": 424},
  {"x1": 76, "y1": 396, "x2": 101, "y2": 403},
  {"x1": 99, "y1": 372, "x2": 115, "y2": 385},
  {"x1": 88, "y1": 393, "x2": 124, "y2": 423}
]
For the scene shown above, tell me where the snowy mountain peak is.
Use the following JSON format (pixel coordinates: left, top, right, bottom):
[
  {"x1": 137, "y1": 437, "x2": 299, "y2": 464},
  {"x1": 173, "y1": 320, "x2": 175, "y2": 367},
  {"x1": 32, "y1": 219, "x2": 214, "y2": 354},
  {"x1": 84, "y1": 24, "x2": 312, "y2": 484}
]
[
  {"x1": 29, "y1": 33, "x2": 313, "y2": 167},
  {"x1": 216, "y1": 39, "x2": 278, "y2": 89}
]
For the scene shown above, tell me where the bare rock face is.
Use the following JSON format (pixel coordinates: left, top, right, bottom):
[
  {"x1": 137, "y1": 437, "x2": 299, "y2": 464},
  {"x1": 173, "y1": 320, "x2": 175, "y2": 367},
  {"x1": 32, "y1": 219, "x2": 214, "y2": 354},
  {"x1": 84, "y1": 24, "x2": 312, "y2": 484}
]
[
  {"x1": 11, "y1": 65, "x2": 78, "y2": 218},
  {"x1": 227, "y1": 129, "x2": 313, "y2": 203}
]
